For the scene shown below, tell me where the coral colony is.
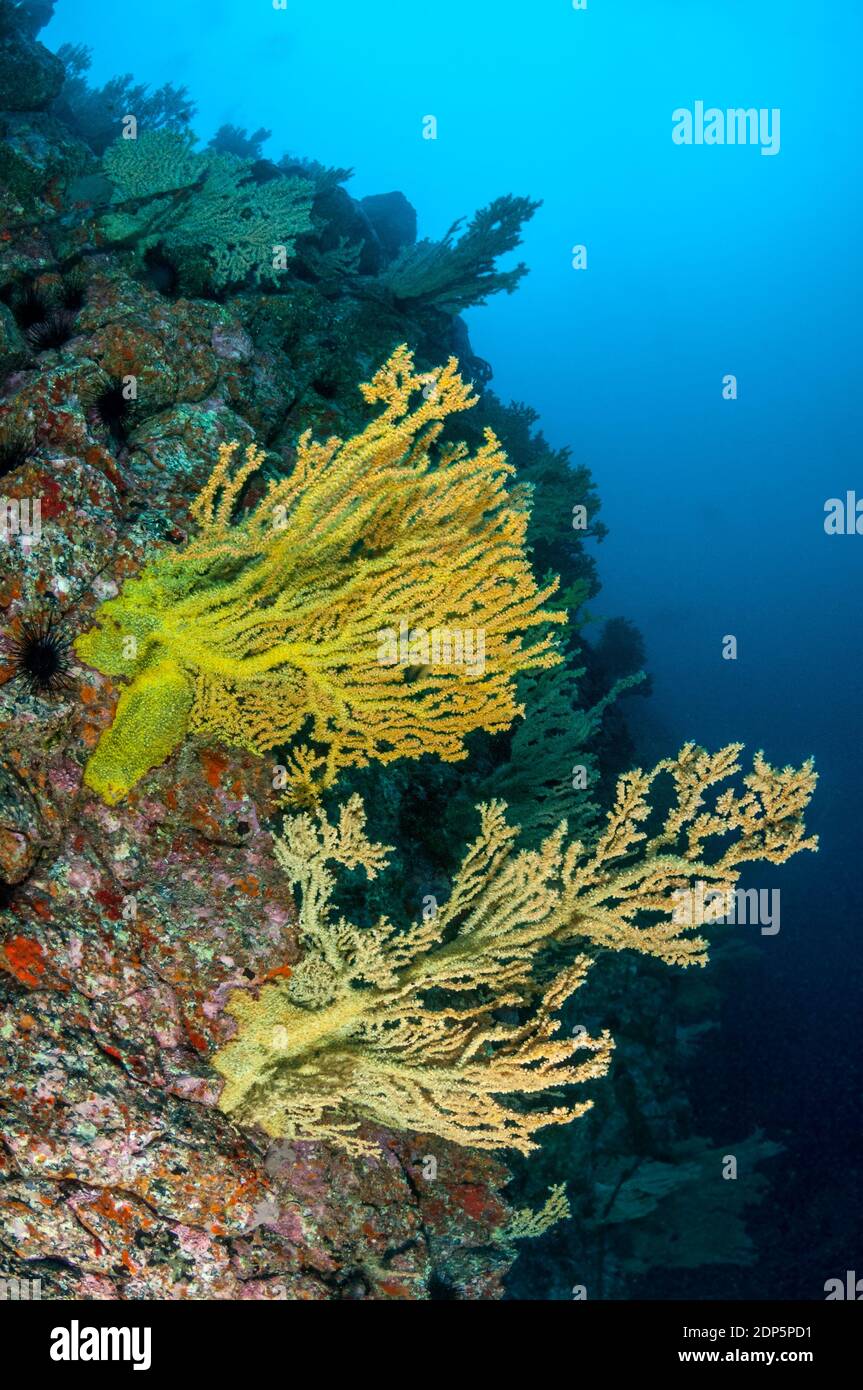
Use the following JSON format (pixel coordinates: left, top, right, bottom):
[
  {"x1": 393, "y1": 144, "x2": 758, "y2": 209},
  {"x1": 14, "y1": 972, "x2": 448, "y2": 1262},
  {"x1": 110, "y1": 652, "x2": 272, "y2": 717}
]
[
  {"x1": 0, "y1": 0, "x2": 816, "y2": 1301},
  {"x1": 74, "y1": 350, "x2": 564, "y2": 806}
]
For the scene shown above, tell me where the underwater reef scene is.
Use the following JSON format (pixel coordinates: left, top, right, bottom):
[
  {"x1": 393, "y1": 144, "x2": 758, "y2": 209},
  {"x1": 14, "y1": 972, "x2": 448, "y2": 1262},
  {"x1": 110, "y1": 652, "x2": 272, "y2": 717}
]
[{"x1": 0, "y1": 0, "x2": 858, "y2": 1322}]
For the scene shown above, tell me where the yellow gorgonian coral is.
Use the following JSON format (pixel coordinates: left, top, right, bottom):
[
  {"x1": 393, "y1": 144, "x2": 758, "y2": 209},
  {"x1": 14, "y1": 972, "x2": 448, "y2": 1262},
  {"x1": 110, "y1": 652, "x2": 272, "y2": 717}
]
[
  {"x1": 74, "y1": 345, "x2": 565, "y2": 805},
  {"x1": 212, "y1": 744, "x2": 816, "y2": 1157},
  {"x1": 499, "y1": 1184, "x2": 571, "y2": 1243}
]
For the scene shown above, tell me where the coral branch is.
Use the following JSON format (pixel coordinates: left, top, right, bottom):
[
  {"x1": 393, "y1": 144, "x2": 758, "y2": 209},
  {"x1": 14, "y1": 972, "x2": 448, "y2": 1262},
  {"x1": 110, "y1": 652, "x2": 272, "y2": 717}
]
[
  {"x1": 380, "y1": 194, "x2": 541, "y2": 313},
  {"x1": 75, "y1": 346, "x2": 565, "y2": 805},
  {"x1": 212, "y1": 747, "x2": 816, "y2": 1156}
]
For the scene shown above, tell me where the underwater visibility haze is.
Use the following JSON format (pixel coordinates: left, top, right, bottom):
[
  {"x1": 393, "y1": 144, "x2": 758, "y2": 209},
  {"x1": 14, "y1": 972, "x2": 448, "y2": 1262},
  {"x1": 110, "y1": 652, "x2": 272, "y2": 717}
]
[{"x1": 0, "y1": 0, "x2": 860, "y2": 1326}]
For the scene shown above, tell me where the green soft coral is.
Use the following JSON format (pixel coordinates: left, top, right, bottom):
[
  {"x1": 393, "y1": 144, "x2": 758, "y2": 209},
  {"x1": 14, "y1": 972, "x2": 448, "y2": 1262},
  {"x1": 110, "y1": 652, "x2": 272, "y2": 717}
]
[
  {"x1": 100, "y1": 130, "x2": 314, "y2": 289},
  {"x1": 380, "y1": 194, "x2": 541, "y2": 313},
  {"x1": 477, "y1": 662, "x2": 646, "y2": 846}
]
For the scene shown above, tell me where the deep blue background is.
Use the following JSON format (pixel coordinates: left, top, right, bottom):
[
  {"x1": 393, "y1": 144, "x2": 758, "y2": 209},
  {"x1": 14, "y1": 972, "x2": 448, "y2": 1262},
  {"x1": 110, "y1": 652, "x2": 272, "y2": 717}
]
[{"x1": 45, "y1": 0, "x2": 863, "y2": 1297}]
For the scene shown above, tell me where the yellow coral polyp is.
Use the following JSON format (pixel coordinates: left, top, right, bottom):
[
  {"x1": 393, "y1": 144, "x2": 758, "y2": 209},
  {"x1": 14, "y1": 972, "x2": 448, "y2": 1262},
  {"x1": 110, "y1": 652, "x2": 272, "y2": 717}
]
[{"x1": 75, "y1": 346, "x2": 566, "y2": 804}]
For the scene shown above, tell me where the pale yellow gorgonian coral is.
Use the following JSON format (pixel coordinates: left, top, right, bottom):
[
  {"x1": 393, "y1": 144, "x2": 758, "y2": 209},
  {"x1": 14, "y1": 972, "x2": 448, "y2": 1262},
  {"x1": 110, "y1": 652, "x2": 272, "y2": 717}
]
[
  {"x1": 499, "y1": 1184, "x2": 572, "y2": 1242},
  {"x1": 74, "y1": 345, "x2": 565, "y2": 805},
  {"x1": 212, "y1": 744, "x2": 816, "y2": 1157}
]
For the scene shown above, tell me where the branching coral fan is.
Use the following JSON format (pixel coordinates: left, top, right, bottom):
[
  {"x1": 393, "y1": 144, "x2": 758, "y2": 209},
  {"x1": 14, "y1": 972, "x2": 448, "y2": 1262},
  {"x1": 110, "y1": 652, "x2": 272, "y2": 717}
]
[
  {"x1": 212, "y1": 743, "x2": 816, "y2": 1157},
  {"x1": 75, "y1": 346, "x2": 565, "y2": 805},
  {"x1": 381, "y1": 194, "x2": 541, "y2": 313},
  {"x1": 53, "y1": 43, "x2": 196, "y2": 155},
  {"x1": 479, "y1": 662, "x2": 646, "y2": 847},
  {"x1": 99, "y1": 129, "x2": 314, "y2": 289},
  {"x1": 500, "y1": 1184, "x2": 571, "y2": 1242}
]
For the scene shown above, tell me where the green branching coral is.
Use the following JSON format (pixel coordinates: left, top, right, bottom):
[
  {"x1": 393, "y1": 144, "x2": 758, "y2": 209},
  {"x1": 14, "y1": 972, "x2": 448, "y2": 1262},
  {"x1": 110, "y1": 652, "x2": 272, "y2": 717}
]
[
  {"x1": 480, "y1": 394, "x2": 607, "y2": 629},
  {"x1": 212, "y1": 744, "x2": 816, "y2": 1157},
  {"x1": 53, "y1": 43, "x2": 196, "y2": 155},
  {"x1": 102, "y1": 129, "x2": 198, "y2": 198},
  {"x1": 478, "y1": 662, "x2": 646, "y2": 847},
  {"x1": 100, "y1": 130, "x2": 314, "y2": 289},
  {"x1": 380, "y1": 194, "x2": 541, "y2": 313},
  {"x1": 300, "y1": 235, "x2": 362, "y2": 290}
]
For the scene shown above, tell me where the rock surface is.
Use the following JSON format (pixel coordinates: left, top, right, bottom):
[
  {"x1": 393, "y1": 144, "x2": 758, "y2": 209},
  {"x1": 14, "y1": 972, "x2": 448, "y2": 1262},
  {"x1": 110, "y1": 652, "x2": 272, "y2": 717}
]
[{"x1": 0, "y1": 238, "x2": 514, "y2": 1303}]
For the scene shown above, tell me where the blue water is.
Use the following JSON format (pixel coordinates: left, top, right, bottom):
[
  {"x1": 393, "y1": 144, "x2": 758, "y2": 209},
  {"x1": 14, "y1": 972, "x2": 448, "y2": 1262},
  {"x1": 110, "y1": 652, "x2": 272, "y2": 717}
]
[{"x1": 45, "y1": 0, "x2": 863, "y2": 1297}]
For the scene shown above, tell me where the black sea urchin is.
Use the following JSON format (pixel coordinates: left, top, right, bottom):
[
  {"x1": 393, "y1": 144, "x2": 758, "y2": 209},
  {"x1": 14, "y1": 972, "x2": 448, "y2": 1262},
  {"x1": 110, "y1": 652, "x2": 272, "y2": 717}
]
[
  {"x1": 0, "y1": 424, "x2": 36, "y2": 480},
  {"x1": 59, "y1": 269, "x2": 88, "y2": 312},
  {"x1": 25, "y1": 306, "x2": 78, "y2": 353},
  {"x1": 8, "y1": 611, "x2": 74, "y2": 698},
  {"x1": 5, "y1": 282, "x2": 49, "y2": 333},
  {"x1": 91, "y1": 378, "x2": 133, "y2": 446}
]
